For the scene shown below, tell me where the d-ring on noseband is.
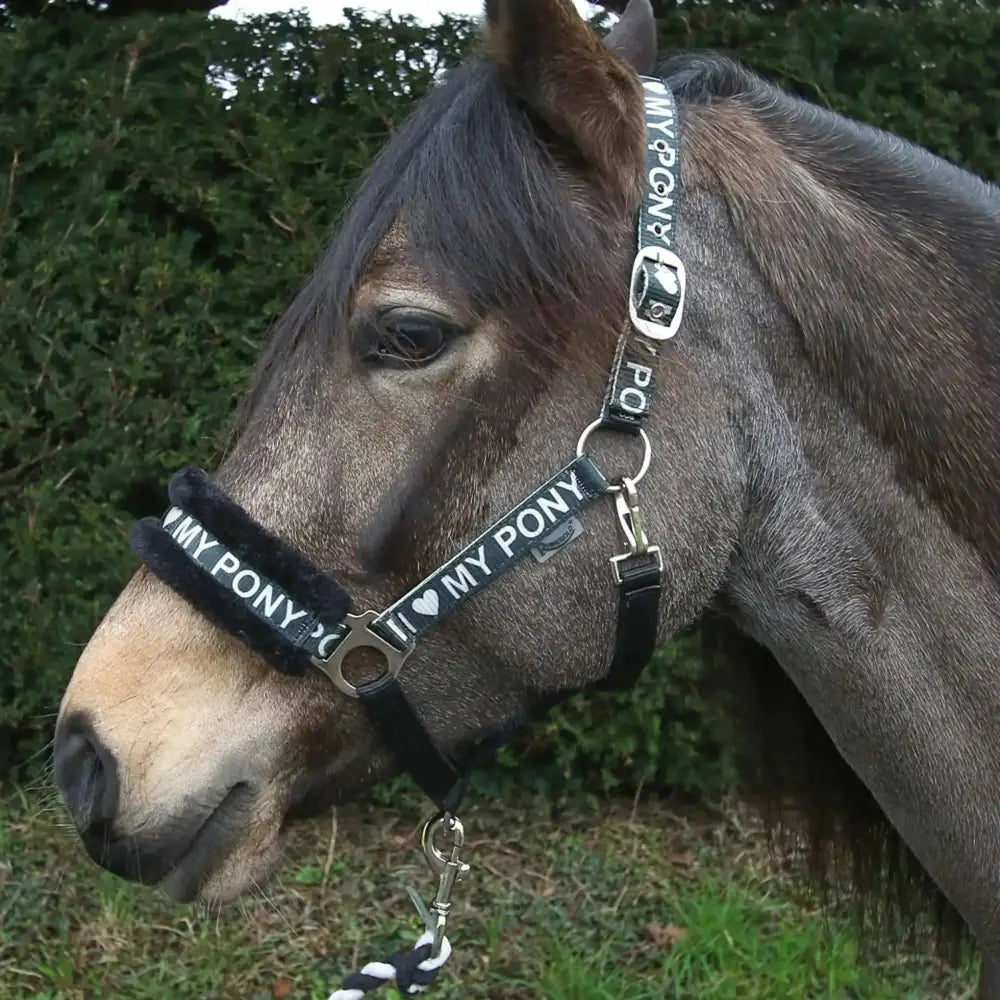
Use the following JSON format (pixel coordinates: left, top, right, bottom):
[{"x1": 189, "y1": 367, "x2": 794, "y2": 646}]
[{"x1": 131, "y1": 73, "x2": 682, "y2": 849}]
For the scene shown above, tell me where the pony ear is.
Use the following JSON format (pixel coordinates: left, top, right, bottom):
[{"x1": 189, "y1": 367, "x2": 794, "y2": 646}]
[
  {"x1": 484, "y1": 0, "x2": 647, "y2": 193},
  {"x1": 603, "y1": 0, "x2": 657, "y2": 76}
]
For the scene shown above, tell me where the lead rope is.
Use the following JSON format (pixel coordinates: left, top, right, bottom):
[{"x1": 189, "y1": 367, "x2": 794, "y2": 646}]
[
  {"x1": 327, "y1": 934, "x2": 452, "y2": 999},
  {"x1": 328, "y1": 813, "x2": 469, "y2": 999}
]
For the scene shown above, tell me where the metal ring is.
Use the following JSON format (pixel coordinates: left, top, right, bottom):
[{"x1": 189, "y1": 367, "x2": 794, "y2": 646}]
[
  {"x1": 575, "y1": 419, "x2": 652, "y2": 491},
  {"x1": 311, "y1": 610, "x2": 411, "y2": 698}
]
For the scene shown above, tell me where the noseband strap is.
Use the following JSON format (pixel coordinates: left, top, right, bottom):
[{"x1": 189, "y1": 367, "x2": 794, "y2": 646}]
[
  {"x1": 131, "y1": 454, "x2": 611, "y2": 811},
  {"x1": 131, "y1": 467, "x2": 351, "y2": 674},
  {"x1": 129, "y1": 77, "x2": 682, "y2": 814}
]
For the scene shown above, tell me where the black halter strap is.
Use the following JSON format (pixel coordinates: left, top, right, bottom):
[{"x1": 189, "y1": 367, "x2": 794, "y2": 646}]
[
  {"x1": 129, "y1": 76, "x2": 683, "y2": 813},
  {"x1": 131, "y1": 456, "x2": 611, "y2": 811},
  {"x1": 597, "y1": 76, "x2": 682, "y2": 691}
]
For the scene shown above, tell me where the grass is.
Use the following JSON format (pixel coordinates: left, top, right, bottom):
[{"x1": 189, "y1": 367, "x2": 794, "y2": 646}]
[{"x1": 0, "y1": 780, "x2": 980, "y2": 999}]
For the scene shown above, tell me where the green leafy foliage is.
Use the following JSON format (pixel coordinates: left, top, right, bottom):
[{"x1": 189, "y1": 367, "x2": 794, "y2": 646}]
[
  {"x1": 0, "y1": 9, "x2": 475, "y2": 768},
  {"x1": 486, "y1": 637, "x2": 736, "y2": 801},
  {"x1": 2, "y1": 4, "x2": 998, "y2": 795}
]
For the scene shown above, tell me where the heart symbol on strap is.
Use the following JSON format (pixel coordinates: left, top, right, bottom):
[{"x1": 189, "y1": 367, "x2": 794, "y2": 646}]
[{"x1": 411, "y1": 590, "x2": 440, "y2": 617}]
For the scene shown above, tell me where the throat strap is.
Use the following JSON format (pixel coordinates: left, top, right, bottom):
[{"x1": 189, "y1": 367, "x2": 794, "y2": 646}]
[
  {"x1": 601, "y1": 552, "x2": 663, "y2": 692},
  {"x1": 357, "y1": 674, "x2": 466, "y2": 813}
]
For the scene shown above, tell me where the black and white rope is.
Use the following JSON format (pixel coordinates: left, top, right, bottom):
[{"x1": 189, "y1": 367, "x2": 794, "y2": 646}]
[{"x1": 328, "y1": 932, "x2": 453, "y2": 999}]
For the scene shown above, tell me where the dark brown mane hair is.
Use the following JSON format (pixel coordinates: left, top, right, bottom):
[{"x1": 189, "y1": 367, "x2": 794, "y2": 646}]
[
  {"x1": 668, "y1": 51, "x2": 1000, "y2": 957},
  {"x1": 235, "y1": 56, "x2": 630, "y2": 434}
]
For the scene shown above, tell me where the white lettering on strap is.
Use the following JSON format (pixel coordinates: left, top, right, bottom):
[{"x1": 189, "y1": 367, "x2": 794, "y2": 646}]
[
  {"x1": 232, "y1": 569, "x2": 261, "y2": 599},
  {"x1": 316, "y1": 631, "x2": 340, "y2": 658},
  {"x1": 173, "y1": 517, "x2": 202, "y2": 549},
  {"x1": 626, "y1": 361, "x2": 652, "y2": 387},
  {"x1": 280, "y1": 601, "x2": 308, "y2": 630},
  {"x1": 516, "y1": 509, "x2": 546, "y2": 539},
  {"x1": 193, "y1": 533, "x2": 219, "y2": 559},
  {"x1": 493, "y1": 524, "x2": 518, "y2": 559},
  {"x1": 619, "y1": 387, "x2": 647, "y2": 415},
  {"x1": 441, "y1": 563, "x2": 478, "y2": 600},
  {"x1": 252, "y1": 584, "x2": 284, "y2": 619},
  {"x1": 554, "y1": 472, "x2": 584, "y2": 502},
  {"x1": 211, "y1": 551, "x2": 240, "y2": 578},
  {"x1": 464, "y1": 544, "x2": 491, "y2": 578},
  {"x1": 536, "y1": 488, "x2": 569, "y2": 524}
]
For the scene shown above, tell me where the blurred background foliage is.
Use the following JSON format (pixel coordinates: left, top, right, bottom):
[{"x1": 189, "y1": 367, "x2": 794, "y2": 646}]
[{"x1": 2, "y1": 0, "x2": 998, "y2": 794}]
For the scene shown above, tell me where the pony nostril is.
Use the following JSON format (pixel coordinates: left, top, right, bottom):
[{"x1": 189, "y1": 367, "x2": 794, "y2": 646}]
[{"x1": 54, "y1": 714, "x2": 120, "y2": 833}]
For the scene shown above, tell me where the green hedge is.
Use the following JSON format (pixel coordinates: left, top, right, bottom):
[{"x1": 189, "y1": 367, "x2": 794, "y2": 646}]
[
  {"x1": 0, "y1": 9, "x2": 475, "y2": 770},
  {"x1": 2, "y1": 3, "x2": 998, "y2": 791}
]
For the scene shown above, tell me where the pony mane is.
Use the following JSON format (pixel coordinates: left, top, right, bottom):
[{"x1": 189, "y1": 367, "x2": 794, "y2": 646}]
[
  {"x1": 669, "y1": 50, "x2": 1000, "y2": 578},
  {"x1": 235, "y1": 56, "x2": 627, "y2": 432}
]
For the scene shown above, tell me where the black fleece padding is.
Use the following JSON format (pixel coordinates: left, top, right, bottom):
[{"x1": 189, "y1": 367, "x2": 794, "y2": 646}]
[
  {"x1": 129, "y1": 467, "x2": 351, "y2": 675},
  {"x1": 131, "y1": 517, "x2": 314, "y2": 674},
  {"x1": 167, "y1": 467, "x2": 351, "y2": 627}
]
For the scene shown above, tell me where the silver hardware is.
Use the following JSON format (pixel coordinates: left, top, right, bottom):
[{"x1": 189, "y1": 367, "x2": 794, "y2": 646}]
[
  {"x1": 630, "y1": 245, "x2": 686, "y2": 341},
  {"x1": 614, "y1": 477, "x2": 648, "y2": 555},
  {"x1": 611, "y1": 545, "x2": 663, "y2": 584},
  {"x1": 575, "y1": 420, "x2": 651, "y2": 491},
  {"x1": 609, "y1": 476, "x2": 663, "y2": 584},
  {"x1": 310, "y1": 610, "x2": 413, "y2": 699},
  {"x1": 407, "y1": 812, "x2": 470, "y2": 958}
]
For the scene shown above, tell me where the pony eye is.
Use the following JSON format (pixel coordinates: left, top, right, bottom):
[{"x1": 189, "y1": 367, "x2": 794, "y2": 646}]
[{"x1": 365, "y1": 311, "x2": 456, "y2": 369}]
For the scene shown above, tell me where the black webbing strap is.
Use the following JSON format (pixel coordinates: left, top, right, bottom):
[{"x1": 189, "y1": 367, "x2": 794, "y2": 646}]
[
  {"x1": 596, "y1": 76, "x2": 683, "y2": 690},
  {"x1": 357, "y1": 674, "x2": 466, "y2": 814},
  {"x1": 600, "y1": 554, "x2": 663, "y2": 692},
  {"x1": 364, "y1": 456, "x2": 608, "y2": 650},
  {"x1": 599, "y1": 77, "x2": 684, "y2": 437}
]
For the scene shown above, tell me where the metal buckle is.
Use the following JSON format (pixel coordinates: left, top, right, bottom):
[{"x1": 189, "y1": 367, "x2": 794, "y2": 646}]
[
  {"x1": 629, "y1": 245, "x2": 686, "y2": 341},
  {"x1": 310, "y1": 610, "x2": 412, "y2": 699},
  {"x1": 575, "y1": 420, "x2": 651, "y2": 492},
  {"x1": 609, "y1": 476, "x2": 663, "y2": 583},
  {"x1": 611, "y1": 546, "x2": 664, "y2": 585},
  {"x1": 406, "y1": 812, "x2": 470, "y2": 958}
]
